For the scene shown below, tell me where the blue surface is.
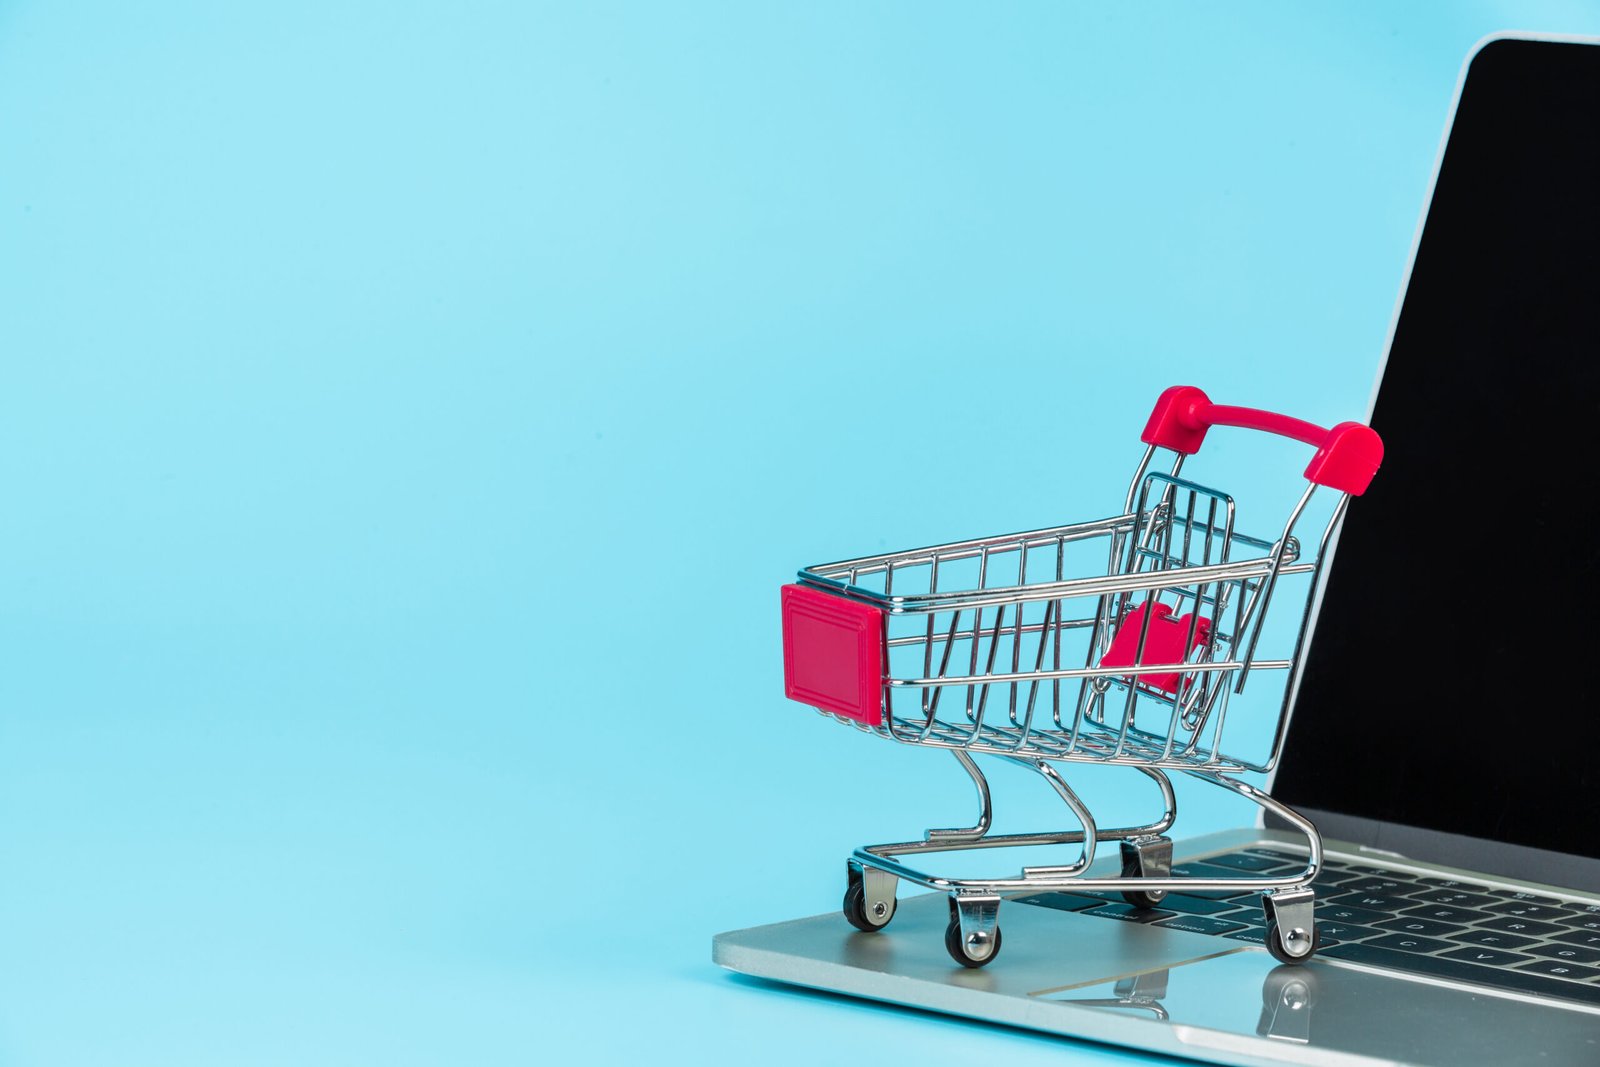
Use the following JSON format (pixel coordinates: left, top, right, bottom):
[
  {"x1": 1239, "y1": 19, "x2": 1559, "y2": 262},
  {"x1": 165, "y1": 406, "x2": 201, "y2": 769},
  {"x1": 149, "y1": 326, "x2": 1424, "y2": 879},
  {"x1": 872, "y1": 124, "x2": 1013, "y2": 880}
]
[{"x1": 2, "y1": 3, "x2": 1598, "y2": 1064}]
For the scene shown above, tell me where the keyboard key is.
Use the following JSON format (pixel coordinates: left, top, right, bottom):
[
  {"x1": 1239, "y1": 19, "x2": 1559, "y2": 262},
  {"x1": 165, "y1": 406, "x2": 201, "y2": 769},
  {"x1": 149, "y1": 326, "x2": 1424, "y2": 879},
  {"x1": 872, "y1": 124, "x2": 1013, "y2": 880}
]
[
  {"x1": 1084, "y1": 903, "x2": 1177, "y2": 924},
  {"x1": 1558, "y1": 916, "x2": 1600, "y2": 933},
  {"x1": 1493, "y1": 890, "x2": 1562, "y2": 906},
  {"x1": 1224, "y1": 927, "x2": 1271, "y2": 947},
  {"x1": 1365, "y1": 932, "x2": 1455, "y2": 954},
  {"x1": 1450, "y1": 929, "x2": 1539, "y2": 950},
  {"x1": 1343, "y1": 866, "x2": 1410, "y2": 881},
  {"x1": 1012, "y1": 892, "x2": 1106, "y2": 913},
  {"x1": 1316, "y1": 921, "x2": 1377, "y2": 943},
  {"x1": 1320, "y1": 942, "x2": 1600, "y2": 1006},
  {"x1": 1313, "y1": 868, "x2": 1368, "y2": 887},
  {"x1": 1402, "y1": 904, "x2": 1493, "y2": 924},
  {"x1": 1554, "y1": 929, "x2": 1600, "y2": 950},
  {"x1": 1342, "y1": 877, "x2": 1421, "y2": 896},
  {"x1": 1439, "y1": 946, "x2": 1532, "y2": 967},
  {"x1": 1153, "y1": 914, "x2": 1250, "y2": 936},
  {"x1": 1529, "y1": 942, "x2": 1600, "y2": 965},
  {"x1": 1330, "y1": 891, "x2": 1414, "y2": 912},
  {"x1": 1245, "y1": 848, "x2": 1309, "y2": 865},
  {"x1": 1155, "y1": 894, "x2": 1250, "y2": 916},
  {"x1": 1204, "y1": 851, "x2": 1296, "y2": 874},
  {"x1": 1168, "y1": 890, "x2": 1251, "y2": 902},
  {"x1": 1420, "y1": 876, "x2": 1492, "y2": 892},
  {"x1": 1221, "y1": 908, "x2": 1269, "y2": 928},
  {"x1": 1171, "y1": 860, "x2": 1250, "y2": 881},
  {"x1": 1375, "y1": 916, "x2": 1467, "y2": 938},
  {"x1": 1317, "y1": 903, "x2": 1389, "y2": 926},
  {"x1": 1517, "y1": 959, "x2": 1600, "y2": 981},
  {"x1": 1477, "y1": 915, "x2": 1565, "y2": 937},
  {"x1": 1485, "y1": 901, "x2": 1575, "y2": 921},
  {"x1": 1410, "y1": 888, "x2": 1500, "y2": 909},
  {"x1": 1168, "y1": 862, "x2": 1257, "y2": 898}
]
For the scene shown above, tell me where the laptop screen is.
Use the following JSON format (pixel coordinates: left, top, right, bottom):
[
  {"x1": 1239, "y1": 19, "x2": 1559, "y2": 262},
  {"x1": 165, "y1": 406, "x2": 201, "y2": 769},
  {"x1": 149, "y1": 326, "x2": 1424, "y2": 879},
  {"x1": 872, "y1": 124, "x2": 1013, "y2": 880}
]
[{"x1": 1274, "y1": 38, "x2": 1600, "y2": 861}]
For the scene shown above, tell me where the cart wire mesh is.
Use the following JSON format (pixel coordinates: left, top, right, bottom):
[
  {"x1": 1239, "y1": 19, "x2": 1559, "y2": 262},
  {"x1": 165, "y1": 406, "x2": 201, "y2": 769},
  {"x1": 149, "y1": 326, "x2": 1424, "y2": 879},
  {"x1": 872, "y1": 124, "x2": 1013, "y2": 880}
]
[{"x1": 798, "y1": 469, "x2": 1323, "y2": 774}]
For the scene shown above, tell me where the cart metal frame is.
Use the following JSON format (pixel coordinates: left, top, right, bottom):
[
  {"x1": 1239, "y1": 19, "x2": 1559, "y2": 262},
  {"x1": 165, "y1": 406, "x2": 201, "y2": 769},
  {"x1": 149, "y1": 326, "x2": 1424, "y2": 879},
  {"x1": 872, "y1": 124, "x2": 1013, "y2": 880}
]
[{"x1": 780, "y1": 386, "x2": 1383, "y2": 967}]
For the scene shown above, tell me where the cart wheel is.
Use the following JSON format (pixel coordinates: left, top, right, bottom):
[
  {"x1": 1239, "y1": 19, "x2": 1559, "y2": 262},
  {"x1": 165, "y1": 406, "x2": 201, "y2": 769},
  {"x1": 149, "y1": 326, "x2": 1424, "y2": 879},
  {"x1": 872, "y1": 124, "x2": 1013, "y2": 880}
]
[
  {"x1": 1121, "y1": 888, "x2": 1168, "y2": 909},
  {"x1": 944, "y1": 917, "x2": 1002, "y2": 968},
  {"x1": 1265, "y1": 920, "x2": 1321, "y2": 965},
  {"x1": 1118, "y1": 836, "x2": 1172, "y2": 909},
  {"x1": 842, "y1": 880, "x2": 896, "y2": 932}
]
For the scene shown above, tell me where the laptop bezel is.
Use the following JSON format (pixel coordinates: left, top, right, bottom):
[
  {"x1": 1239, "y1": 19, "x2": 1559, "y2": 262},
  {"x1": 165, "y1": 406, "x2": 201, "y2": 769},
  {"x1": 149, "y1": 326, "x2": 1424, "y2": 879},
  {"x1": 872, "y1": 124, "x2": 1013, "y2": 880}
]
[{"x1": 1262, "y1": 29, "x2": 1600, "y2": 895}]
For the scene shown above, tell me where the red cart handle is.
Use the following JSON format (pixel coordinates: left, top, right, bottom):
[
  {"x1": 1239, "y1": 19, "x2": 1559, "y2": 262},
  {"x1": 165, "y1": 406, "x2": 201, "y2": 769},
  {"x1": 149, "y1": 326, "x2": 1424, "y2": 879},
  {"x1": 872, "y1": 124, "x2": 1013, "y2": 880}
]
[{"x1": 1142, "y1": 385, "x2": 1383, "y2": 496}]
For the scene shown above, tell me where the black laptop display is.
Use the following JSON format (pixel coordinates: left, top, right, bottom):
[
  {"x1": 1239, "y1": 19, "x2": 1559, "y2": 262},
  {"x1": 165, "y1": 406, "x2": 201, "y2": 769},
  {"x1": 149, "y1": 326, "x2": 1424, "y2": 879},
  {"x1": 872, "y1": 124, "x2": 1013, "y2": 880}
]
[{"x1": 1274, "y1": 37, "x2": 1600, "y2": 884}]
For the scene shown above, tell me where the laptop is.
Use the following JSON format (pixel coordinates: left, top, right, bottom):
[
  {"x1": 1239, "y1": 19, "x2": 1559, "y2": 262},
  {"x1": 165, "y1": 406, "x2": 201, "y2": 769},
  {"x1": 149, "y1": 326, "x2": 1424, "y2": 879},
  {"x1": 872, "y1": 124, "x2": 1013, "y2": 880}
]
[{"x1": 714, "y1": 32, "x2": 1600, "y2": 1067}]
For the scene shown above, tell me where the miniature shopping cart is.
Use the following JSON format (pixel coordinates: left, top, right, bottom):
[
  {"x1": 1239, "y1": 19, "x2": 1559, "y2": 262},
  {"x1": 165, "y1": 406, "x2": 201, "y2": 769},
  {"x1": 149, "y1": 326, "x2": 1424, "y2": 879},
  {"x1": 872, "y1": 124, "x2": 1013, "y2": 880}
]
[{"x1": 779, "y1": 385, "x2": 1382, "y2": 968}]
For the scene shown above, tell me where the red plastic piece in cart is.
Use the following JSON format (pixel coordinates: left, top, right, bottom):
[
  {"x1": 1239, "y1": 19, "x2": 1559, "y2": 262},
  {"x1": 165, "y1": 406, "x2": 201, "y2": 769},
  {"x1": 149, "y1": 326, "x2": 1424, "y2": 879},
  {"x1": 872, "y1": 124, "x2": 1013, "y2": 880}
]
[
  {"x1": 781, "y1": 584, "x2": 886, "y2": 726},
  {"x1": 1141, "y1": 385, "x2": 1383, "y2": 496},
  {"x1": 1100, "y1": 602, "x2": 1211, "y2": 695}
]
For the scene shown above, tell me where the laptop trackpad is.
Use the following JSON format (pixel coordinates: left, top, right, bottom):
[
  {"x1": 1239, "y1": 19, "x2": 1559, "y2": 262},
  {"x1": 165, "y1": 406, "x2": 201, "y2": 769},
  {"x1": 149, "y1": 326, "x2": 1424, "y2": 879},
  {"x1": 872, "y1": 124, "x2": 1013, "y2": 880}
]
[{"x1": 1039, "y1": 949, "x2": 1600, "y2": 1065}]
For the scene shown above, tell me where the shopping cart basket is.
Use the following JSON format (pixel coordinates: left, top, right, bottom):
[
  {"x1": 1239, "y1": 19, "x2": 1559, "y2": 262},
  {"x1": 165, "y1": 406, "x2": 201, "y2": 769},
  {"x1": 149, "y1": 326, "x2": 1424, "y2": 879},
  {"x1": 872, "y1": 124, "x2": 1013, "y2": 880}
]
[{"x1": 780, "y1": 385, "x2": 1382, "y2": 968}]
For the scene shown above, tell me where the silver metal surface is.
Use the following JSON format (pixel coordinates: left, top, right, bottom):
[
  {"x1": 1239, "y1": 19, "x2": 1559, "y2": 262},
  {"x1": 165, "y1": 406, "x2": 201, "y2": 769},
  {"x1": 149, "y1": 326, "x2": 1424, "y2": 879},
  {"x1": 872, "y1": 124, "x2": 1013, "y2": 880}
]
[
  {"x1": 860, "y1": 867, "x2": 897, "y2": 928},
  {"x1": 714, "y1": 830, "x2": 1600, "y2": 1067}
]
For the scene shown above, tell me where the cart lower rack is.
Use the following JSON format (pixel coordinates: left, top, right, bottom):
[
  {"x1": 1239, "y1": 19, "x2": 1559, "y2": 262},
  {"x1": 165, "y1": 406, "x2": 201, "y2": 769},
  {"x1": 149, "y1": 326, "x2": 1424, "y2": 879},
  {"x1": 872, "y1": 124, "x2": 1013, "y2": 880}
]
[{"x1": 780, "y1": 386, "x2": 1382, "y2": 967}]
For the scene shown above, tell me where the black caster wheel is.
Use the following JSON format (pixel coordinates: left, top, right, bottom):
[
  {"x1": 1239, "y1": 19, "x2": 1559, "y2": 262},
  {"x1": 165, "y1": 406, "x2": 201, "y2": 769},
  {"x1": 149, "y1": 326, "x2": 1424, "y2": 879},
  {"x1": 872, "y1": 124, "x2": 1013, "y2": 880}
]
[
  {"x1": 843, "y1": 876, "x2": 895, "y2": 932},
  {"x1": 1121, "y1": 887, "x2": 1168, "y2": 909},
  {"x1": 1118, "y1": 837, "x2": 1172, "y2": 909},
  {"x1": 1265, "y1": 920, "x2": 1321, "y2": 965},
  {"x1": 944, "y1": 917, "x2": 1002, "y2": 968}
]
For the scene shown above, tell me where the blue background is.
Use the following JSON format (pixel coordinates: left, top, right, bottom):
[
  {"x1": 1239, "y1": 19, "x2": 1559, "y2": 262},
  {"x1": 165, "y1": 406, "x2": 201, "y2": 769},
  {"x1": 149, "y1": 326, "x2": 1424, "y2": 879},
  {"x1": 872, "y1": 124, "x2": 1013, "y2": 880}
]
[{"x1": 2, "y1": 3, "x2": 1597, "y2": 1064}]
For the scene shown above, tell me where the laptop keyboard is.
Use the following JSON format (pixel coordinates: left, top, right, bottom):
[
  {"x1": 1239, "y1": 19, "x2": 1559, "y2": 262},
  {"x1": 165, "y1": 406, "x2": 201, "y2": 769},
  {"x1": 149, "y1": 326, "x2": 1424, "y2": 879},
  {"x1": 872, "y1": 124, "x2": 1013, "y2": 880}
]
[{"x1": 1014, "y1": 848, "x2": 1600, "y2": 1006}]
